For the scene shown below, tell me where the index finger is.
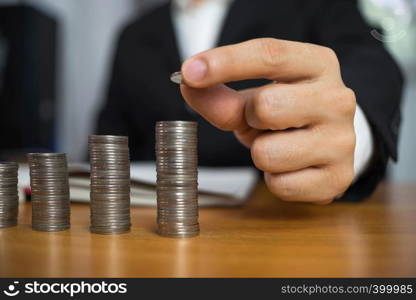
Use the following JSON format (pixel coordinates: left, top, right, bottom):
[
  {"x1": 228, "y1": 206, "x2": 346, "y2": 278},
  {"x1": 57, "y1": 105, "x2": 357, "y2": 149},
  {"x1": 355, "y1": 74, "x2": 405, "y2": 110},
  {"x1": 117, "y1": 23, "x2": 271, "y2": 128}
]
[{"x1": 181, "y1": 38, "x2": 339, "y2": 88}]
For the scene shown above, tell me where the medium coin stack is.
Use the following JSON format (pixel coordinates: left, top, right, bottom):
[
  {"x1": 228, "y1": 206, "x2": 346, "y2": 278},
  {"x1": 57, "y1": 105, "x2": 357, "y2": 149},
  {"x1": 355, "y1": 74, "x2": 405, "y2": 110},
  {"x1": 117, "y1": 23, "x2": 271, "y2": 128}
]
[
  {"x1": 155, "y1": 121, "x2": 199, "y2": 238},
  {"x1": 89, "y1": 135, "x2": 131, "y2": 235},
  {"x1": 0, "y1": 162, "x2": 19, "y2": 228},
  {"x1": 27, "y1": 153, "x2": 70, "y2": 231}
]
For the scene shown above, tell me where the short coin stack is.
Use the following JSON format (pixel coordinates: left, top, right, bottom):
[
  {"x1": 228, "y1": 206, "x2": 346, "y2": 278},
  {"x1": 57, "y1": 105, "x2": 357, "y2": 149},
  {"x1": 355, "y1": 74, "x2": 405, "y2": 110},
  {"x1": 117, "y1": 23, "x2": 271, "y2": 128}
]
[
  {"x1": 27, "y1": 153, "x2": 70, "y2": 231},
  {"x1": 155, "y1": 121, "x2": 199, "y2": 238},
  {"x1": 89, "y1": 135, "x2": 131, "y2": 235},
  {"x1": 0, "y1": 162, "x2": 19, "y2": 228}
]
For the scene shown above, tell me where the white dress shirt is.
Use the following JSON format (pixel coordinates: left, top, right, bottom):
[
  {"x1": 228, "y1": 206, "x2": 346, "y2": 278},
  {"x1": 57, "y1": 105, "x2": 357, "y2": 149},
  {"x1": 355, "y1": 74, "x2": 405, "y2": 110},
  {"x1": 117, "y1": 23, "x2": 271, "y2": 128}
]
[{"x1": 172, "y1": 0, "x2": 374, "y2": 180}]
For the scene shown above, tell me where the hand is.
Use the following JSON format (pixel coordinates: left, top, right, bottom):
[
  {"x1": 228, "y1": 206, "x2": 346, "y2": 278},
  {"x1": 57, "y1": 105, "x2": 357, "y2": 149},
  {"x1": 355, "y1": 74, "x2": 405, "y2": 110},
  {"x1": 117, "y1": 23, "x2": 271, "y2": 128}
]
[{"x1": 180, "y1": 38, "x2": 356, "y2": 204}]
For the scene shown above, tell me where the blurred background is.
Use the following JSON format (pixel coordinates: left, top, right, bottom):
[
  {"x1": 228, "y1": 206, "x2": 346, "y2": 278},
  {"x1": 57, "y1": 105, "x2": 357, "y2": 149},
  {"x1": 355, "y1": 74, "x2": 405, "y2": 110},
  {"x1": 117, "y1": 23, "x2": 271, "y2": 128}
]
[{"x1": 0, "y1": 0, "x2": 415, "y2": 180}]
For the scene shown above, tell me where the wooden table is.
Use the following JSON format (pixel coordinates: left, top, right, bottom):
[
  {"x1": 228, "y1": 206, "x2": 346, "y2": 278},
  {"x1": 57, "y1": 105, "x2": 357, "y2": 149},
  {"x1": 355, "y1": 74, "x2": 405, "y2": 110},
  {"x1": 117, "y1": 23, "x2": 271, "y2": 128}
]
[{"x1": 1, "y1": 182, "x2": 415, "y2": 278}]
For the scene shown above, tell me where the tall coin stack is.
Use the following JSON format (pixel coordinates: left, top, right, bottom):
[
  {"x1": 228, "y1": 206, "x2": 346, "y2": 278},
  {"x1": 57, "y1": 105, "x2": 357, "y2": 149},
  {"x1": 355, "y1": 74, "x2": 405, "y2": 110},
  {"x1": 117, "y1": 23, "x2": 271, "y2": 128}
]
[
  {"x1": 0, "y1": 162, "x2": 19, "y2": 228},
  {"x1": 155, "y1": 121, "x2": 200, "y2": 238},
  {"x1": 27, "y1": 153, "x2": 70, "y2": 231},
  {"x1": 89, "y1": 135, "x2": 131, "y2": 234}
]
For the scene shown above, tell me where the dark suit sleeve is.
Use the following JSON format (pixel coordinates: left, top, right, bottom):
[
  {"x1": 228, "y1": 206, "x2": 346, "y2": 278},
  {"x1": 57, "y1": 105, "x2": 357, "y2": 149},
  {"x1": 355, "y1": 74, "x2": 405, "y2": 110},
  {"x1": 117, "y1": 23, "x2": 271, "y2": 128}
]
[
  {"x1": 96, "y1": 26, "x2": 148, "y2": 160},
  {"x1": 305, "y1": 0, "x2": 404, "y2": 200},
  {"x1": 96, "y1": 29, "x2": 131, "y2": 136}
]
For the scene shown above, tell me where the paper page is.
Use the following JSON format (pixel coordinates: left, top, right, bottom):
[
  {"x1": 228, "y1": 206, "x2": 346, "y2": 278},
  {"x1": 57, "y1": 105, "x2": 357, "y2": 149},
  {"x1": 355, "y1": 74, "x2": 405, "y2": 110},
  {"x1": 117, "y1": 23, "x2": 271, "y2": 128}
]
[
  {"x1": 130, "y1": 162, "x2": 259, "y2": 201},
  {"x1": 18, "y1": 162, "x2": 259, "y2": 205}
]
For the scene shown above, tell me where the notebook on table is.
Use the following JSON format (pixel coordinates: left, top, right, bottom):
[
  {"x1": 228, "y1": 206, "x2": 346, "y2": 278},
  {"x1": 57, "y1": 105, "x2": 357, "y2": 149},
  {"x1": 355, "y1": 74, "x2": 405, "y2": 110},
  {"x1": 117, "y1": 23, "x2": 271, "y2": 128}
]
[{"x1": 18, "y1": 162, "x2": 259, "y2": 207}]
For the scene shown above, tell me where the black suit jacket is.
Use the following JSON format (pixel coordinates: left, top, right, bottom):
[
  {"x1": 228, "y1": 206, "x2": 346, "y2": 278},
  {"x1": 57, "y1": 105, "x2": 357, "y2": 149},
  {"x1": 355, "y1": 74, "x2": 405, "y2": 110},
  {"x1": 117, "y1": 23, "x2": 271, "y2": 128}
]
[
  {"x1": 97, "y1": 0, "x2": 403, "y2": 201},
  {"x1": 0, "y1": 5, "x2": 57, "y2": 152}
]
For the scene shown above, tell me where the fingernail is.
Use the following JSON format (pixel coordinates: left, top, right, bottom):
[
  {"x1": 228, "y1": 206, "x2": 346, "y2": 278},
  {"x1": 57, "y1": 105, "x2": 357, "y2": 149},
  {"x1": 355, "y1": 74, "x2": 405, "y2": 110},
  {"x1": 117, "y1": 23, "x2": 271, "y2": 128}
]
[{"x1": 183, "y1": 58, "x2": 207, "y2": 83}]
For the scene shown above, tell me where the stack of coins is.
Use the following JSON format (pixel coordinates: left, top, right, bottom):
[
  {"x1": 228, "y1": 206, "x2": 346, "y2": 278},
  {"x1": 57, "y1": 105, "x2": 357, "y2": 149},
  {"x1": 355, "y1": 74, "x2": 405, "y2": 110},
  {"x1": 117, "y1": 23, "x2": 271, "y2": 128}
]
[
  {"x1": 89, "y1": 135, "x2": 131, "y2": 235},
  {"x1": 0, "y1": 162, "x2": 19, "y2": 228},
  {"x1": 27, "y1": 153, "x2": 70, "y2": 232},
  {"x1": 155, "y1": 121, "x2": 199, "y2": 238}
]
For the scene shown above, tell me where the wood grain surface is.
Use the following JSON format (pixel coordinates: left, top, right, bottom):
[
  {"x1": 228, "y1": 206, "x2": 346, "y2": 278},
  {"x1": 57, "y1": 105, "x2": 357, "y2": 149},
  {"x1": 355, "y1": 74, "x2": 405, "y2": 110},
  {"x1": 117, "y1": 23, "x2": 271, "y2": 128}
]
[{"x1": 0, "y1": 181, "x2": 415, "y2": 277}]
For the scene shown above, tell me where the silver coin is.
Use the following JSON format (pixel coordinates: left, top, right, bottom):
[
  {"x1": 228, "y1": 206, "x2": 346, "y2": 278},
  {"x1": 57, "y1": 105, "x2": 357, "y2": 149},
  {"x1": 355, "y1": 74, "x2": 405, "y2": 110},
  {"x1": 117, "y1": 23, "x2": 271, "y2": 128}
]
[
  {"x1": 155, "y1": 121, "x2": 199, "y2": 238},
  {"x1": 89, "y1": 135, "x2": 131, "y2": 235},
  {"x1": 157, "y1": 210, "x2": 199, "y2": 216},
  {"x1": 89, "y1": 134, "x2": 128, "y2": 142},
  {"x1": 157, "y1": 203, "x2": 198, "y2": 209},
  {"x1": 90, "y1": 228, "x2": 130, "y2": 235},
  {"x1": 32, "y1": 225, "x2": 70, "y2": 232},
  {"x1": 28, "y1": 153, "x2": 70, "y2": 231},
  {"x1": 0, "y1": 220, "x2": 18, "y2": 228},
  {"x1": 170, "y1": 71, "x2": 183, "y2": 85},
  {"x1": 0, "y1": 162, "x2": 19, "y2": 228}
]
